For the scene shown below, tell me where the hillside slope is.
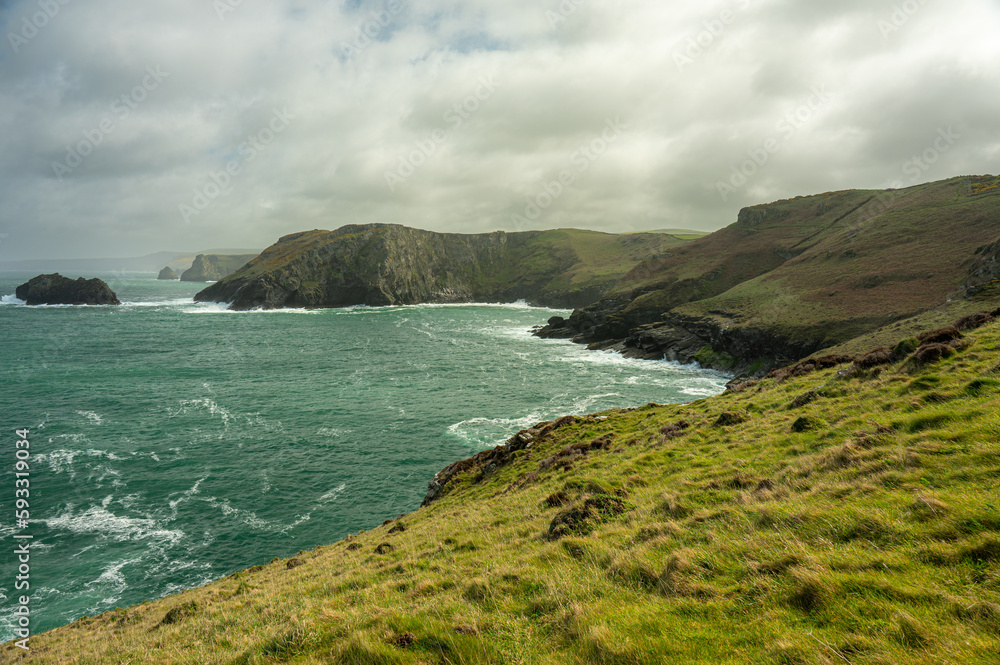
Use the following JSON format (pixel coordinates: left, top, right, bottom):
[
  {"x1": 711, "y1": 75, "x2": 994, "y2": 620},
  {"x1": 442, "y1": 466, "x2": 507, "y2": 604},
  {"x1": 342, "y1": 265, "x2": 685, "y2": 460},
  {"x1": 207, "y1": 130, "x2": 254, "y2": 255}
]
[
  {"x1": 16, "y1": 310, "x2": 1000, "y2": 664},
  {"x1": 194, "y1": 226, "x2": 688, "y2": 310},
  {"x1": 539, "y1": 175, "x2": 1000, "y2": 375}
]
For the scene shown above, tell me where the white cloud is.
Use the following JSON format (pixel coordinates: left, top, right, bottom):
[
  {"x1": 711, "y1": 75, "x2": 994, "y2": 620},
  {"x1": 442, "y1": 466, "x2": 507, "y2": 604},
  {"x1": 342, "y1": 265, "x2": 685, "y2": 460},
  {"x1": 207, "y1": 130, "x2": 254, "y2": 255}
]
[{"x1": 0, "y1": 0, "x2": 998, "y2": 259}]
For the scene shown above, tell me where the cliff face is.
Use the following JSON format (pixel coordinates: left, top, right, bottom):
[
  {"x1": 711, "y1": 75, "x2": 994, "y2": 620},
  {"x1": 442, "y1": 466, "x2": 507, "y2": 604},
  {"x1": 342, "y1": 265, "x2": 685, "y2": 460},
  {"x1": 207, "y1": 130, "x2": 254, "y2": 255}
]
[
  {"x1": 181, "y1": 254, "x2": 256, "y2": 282},
  {"x1": 538, "y1": 175, "x2": 1000, "y2": 376},
  {"x1": 967, "y1": 237, "x2": 1000, "y2": 294},
  {"x1": 14, "y1": 274, "x2": 120, "y2": 305},
  {"x1": 195, "y1": 226, "x2": 687, "y2": 310}
]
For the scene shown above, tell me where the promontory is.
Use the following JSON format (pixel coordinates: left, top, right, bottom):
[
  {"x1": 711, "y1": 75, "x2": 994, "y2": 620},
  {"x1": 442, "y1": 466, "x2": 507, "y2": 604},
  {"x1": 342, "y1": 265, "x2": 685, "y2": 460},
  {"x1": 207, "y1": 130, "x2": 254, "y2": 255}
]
[{"x1": 194, "y1": 226, "x2": 689, "y2": 310}]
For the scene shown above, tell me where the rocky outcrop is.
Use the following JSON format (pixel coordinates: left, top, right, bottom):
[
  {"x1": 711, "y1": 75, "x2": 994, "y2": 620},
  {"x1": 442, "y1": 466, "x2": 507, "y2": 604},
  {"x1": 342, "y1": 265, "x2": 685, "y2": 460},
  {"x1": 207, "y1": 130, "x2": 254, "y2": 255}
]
[
  {"x1": 966, "y1": 238, "x2": 1000, "y2": 294},
  {"x1": 422, "y1": 416, "x2": 579, "y2": 506},
  {"x1": 157, "y1": 266, "x2": 179, "y2": 280},
  {"x1": 15, "y1": 274, "x2": 120, "y2": 305},
  {"x1": 181, "y1": 254, "x2": 256, "y2": 282},
  {"x1": 195, "y1": 225, "x2": 684, "y2": 310}
]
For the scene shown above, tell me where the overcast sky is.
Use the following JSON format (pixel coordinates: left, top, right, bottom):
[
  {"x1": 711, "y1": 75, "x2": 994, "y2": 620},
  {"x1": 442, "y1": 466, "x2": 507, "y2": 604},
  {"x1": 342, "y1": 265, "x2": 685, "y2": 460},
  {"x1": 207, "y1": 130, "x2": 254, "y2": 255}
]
[{"x1": 0, "y1": 0, "x2": 998, "y2": 259}]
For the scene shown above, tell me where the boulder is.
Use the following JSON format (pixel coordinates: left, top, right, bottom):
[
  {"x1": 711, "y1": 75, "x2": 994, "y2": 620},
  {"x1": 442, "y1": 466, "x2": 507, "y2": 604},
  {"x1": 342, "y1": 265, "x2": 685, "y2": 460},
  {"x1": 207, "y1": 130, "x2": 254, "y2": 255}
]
[{"x1": 14, "y1": 274, "x2": 120, "y2": 306}]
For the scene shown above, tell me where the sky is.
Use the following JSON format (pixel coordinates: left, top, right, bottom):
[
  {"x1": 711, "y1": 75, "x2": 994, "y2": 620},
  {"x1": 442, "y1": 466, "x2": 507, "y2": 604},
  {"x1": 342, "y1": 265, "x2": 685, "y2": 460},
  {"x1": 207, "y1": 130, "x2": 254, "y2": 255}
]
[{"x1": 0, "y1": 0, "x2": 998, "y2": 260}]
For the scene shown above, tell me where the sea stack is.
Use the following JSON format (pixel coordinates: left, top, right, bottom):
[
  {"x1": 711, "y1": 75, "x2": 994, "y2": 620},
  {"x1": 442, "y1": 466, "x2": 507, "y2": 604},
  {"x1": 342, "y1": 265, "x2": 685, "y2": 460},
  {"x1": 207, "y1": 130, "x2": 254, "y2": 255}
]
[
  {"x1": 14, "y1": 273, "x2": 121, "y2": 305},
  {"x1": 157, "y1": 266, "x2": 179, "y2": 280}
]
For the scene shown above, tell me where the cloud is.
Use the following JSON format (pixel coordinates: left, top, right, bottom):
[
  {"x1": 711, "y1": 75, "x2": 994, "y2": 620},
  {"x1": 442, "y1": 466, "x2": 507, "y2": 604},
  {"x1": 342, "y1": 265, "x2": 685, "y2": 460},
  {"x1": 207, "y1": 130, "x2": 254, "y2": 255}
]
[{"x1": 0, "y1": 0, "x2": 998, "y2": 259}]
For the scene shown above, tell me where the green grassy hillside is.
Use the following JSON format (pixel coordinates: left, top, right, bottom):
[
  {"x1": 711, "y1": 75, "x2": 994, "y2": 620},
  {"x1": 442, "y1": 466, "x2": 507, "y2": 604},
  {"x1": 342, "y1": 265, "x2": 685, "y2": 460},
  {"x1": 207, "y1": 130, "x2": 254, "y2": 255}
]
[
  {"x1": 544, "y1": 176, "x2": 1000, "y2": 374},
  {"x1": 17, "y1": 311, "x2": 1000, "y2": 664}
]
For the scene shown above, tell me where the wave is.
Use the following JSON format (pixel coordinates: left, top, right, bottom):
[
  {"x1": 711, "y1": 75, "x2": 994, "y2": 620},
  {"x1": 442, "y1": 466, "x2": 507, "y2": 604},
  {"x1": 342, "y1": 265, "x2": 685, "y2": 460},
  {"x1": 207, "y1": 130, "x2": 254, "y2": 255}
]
[
  {"x1": 167, "y1": 476, "x2": 209, "y2": 513},
  {"x1": 447, "y1": 412, "x2": 545, "y2": 447},
  {"x1": 119, "y1": 298, "x2": 197, "y2": 308},
  {"x1": 45, "y1": 505, "x2": 184, "y2": 545},
  {"x1": 84, "y1": 556, "x2": 145, "y2": 605},
  {"x1": 319, "y1": 483, "x2": 347, "y2": 502},
  {"x1": 317, "y1": 427, "x2": 351, "y2": 438},
  {"x1": 200, "y1": 497, "x2": 270, "y2": 531},
  {"x1": 76, "y1": 410, "x2": 104, "y2": 425},
  {"x1": 35, "y1": 447, "x2": 127, "y2": 479},
  {"x1": 179, "y1": 301, "x2": 321, "y2": 314},
  {"x1": 0, "y1": 294, "x2": 25, "y2": 305}
]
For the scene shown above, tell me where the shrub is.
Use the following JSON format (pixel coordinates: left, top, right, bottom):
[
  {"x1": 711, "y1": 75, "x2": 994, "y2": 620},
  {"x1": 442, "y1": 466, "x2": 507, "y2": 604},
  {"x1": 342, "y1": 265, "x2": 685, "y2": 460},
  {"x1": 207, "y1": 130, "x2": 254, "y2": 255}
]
[{"x1": 893, "y1": 337, "x2": 919, "y2": 357}]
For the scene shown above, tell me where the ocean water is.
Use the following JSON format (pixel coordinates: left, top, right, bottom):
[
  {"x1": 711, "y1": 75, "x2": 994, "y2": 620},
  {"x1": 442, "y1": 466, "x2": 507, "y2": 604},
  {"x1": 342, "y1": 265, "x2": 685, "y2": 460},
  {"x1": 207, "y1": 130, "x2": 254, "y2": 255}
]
[{"x1": 0, "y1": 272, "x2": 729, "y2": 639}]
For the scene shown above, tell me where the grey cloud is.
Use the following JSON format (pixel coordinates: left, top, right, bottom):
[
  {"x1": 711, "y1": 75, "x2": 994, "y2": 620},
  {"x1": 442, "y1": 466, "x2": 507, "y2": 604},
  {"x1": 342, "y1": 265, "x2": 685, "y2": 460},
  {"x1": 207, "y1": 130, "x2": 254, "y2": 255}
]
[{"x1": 0, "y1": 0, "x2": 998, "y2": 260}]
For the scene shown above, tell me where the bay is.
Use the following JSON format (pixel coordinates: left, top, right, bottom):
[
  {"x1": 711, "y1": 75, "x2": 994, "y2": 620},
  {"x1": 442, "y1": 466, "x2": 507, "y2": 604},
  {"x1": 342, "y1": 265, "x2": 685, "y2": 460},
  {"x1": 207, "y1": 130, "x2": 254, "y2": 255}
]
[{"x1": 0, "y1": 272, "x2": 728, "y2": 638}]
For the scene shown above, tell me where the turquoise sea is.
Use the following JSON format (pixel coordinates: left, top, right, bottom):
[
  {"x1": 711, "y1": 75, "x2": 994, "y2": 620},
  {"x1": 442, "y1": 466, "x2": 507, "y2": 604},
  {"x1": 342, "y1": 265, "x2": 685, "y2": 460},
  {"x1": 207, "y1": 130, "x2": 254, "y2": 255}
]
[{"x1": 0, "y1": 272, "x2": 729, "y2": 640}]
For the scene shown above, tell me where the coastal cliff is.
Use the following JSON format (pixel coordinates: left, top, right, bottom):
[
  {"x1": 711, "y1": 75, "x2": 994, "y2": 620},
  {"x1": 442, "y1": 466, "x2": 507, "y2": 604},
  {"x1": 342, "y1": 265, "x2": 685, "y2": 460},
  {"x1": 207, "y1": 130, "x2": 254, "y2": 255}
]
[
  {"x1": 537, "y1": 175, "x2": 1000, "y2": 376},
  {"x1": 181, "y1": 254, "x2": 256, "y2": 282},
  {"x1": 195, "y1": 226, "x2": 688, "y2": 310}
]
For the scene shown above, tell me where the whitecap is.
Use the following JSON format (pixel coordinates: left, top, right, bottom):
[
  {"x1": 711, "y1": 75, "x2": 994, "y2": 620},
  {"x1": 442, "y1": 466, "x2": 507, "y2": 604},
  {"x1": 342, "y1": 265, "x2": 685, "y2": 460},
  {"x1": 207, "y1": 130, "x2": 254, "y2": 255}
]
[
  {"x1": 682, "y1": 386, "x2": 726, "y2": 397},
  {"x1": 36, "y1": 446, "x2": 123, "y2": 478},
  {"x1": 167, "y1": 476, "x2": 209, "y2": 512},
  {"x1": 180, "y1": 301, "x2": 321, "y2": 314},
  {"x1": 280, "y1": 513, "x2": 312, "y2": 533},
  {"x1": 119, "y1": 298, "x2": 196, "y2": 308},
  {"x1": 172, "y1": 398, "x2": 233, "y2": 427},
  {"x1": 319, "y1": 483, "x2": 347, "y2": 502},
  {"x1": 85, "y1": 556, "x2": 142, "y2": 592},
  {"x1": 317, "y1": 427, "x2": 351, "y2": 438},
  {"x1": 447, "y1": 412, "x2": 545, "y2": 447},
  {"x1": 201, "y1": 497, "x2": 269, "y2": 530},
  {"x1": 76, "y1": 410, "x2": 104, "y2": 425},
  {"x1": 45, "y1": 505, "x2": 184, "y2": 545},
  {"x1": 0, "y1": 294, "x2": 26, "y2": 306}
]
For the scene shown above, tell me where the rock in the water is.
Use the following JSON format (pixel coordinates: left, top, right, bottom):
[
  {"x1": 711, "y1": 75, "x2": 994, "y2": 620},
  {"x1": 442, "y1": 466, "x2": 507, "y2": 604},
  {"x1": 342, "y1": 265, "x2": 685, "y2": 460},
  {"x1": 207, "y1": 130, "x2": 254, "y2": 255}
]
[
  {"x1": 15, "y1": 274, "x2": 121, "y2": 306},
  {"x1": 157, "y1": 266, "x2": 179, "y2": 280}
]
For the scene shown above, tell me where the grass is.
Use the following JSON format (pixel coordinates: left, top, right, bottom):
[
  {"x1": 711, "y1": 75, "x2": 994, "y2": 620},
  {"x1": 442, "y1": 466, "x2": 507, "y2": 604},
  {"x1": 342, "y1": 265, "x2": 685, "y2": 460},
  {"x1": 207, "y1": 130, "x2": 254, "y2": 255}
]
[
  {"x1": 13, "y1": 317, "x2": 1000, "y2": 664},
  {"x1": 573, "y1": 175, "x2": 1000, "y2": 352}
]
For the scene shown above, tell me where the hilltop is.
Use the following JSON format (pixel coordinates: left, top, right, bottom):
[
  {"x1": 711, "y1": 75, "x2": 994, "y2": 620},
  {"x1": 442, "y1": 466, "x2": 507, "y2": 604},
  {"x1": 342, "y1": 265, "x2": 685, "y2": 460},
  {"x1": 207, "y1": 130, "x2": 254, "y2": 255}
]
[
  {"x1": 539, "y1": 175, "x2": 1000, "y2": 376},
  {"x1": 15, "y1": 307, "x2": 1000, "y2": 663},
  {"x1": 195, "y1": 227, "x2": 689, "y2": 310}
]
